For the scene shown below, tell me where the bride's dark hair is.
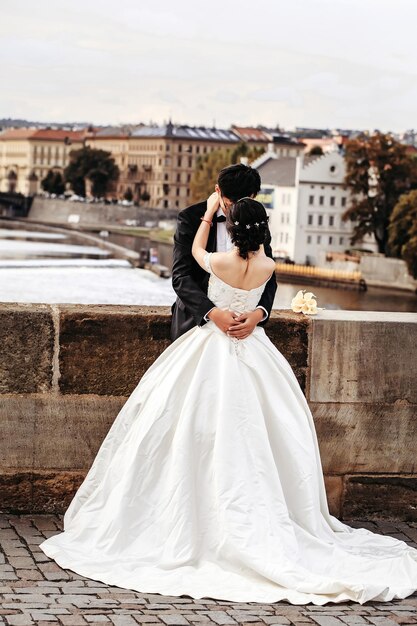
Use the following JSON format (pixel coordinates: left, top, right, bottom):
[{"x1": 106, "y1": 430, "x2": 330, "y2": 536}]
[{"x1": 226, "y1": 197, "x2": 269, "y2": 260}]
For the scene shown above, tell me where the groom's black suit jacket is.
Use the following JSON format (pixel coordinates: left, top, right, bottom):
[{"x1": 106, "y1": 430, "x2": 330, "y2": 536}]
[{"x1": 170, "y1": 200, "x2": 277, "y2": 342}]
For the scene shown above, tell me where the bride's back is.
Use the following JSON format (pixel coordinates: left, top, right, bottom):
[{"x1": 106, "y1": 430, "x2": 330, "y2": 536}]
[{"x1": 210, "y1": 247, "x2": 275, "y2": 291}]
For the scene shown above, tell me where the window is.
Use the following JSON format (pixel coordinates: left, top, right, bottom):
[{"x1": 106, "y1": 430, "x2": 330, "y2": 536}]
[
  {"x1": 281, "y1": 213, "x2": 284, "y2": 223},
  {"x1": 176, "y1": 173, "x2": 181, "y2": 182},
  {"x1": 317, "y1": 235, "x2": 321, "y2": 244},
  {"x1": 178, "y1": 144, "x2": 182, "y2": 152},
  {"x1": 319, "y1": 195, "x2": 324, "y2": 205},
  {"x1": 307, "y1": 235, "x2": 311, "y2": 244},
  {"x1": 286, "y1": 213, "x2": 290, "y2": 224},
  {"x1": 177, "y1": 157, "x2": 182, "y2": 167},
  {"x1": 164, "y1": 173, "x2": 169, "y2": 181},
  {"x1": 339, "y1": 236, "x2": 344, "y2": 244},
  {"x1": 341, "y1": 197, "x2": 346, "y2": 207},
  {"x1": 329, "y1": 236, "x2": 333, "y2": 244},
  {"x1": 285, "y1": 232, "x2": 289, "y2": 243},
  {"x1": 318, "y1": 215, "x2": 323, "y2": 226},
  {"x1": 330, "y1": 196, "x2": 335, "y2": 206},
  {"x1": 309, "y1": 195, "x2": 314, "y2": 205},
  {"x1": 176, "y1": 187, "x2": 180, "y2": 196},
  {"x1": 329, "y1": 215, "x2": 334, "y2": 226},
  {"x1": 308, "y1": 214, "x2": 313, "y2": 225},
  {"x1": 188, "y1": 157, "x2": 192, "y2": 168}
]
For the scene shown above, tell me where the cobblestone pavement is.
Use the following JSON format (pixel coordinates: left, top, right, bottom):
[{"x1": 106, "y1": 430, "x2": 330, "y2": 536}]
[{"x1": 0, "y1": 514, "x2": 416, "y2": 626}]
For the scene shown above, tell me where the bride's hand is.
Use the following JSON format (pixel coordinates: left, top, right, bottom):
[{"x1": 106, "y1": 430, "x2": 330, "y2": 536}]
[
  {"x1": 206, "y1": 191, "x2": 220, "y2": 218},
  {"x1": 227, "y1": 309, "x2": 264, "y2": 339}
]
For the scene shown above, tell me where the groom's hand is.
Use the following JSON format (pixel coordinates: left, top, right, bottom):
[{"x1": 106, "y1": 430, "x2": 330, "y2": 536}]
[
  {"x1": 207, "y1": 308, "x2": 238, "y2": 333},
  {"x1": 227, "y1": 309, "x2": 264, "y2": 340}
]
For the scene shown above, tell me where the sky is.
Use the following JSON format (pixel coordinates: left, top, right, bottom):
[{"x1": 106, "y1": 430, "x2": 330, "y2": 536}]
[{"x1": 1, "y1": 0, "x2": 417, "y2": 133}]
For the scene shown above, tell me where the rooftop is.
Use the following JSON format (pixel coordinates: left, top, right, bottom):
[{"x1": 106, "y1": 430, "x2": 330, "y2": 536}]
[
  {"x1": 257, "y1": 156, "x2": 298, "y2": 187},
  {"x1": 0, "y1": 128, "x2": 89, "y2": 141},
  {"x1": 131, "y1": 123, "x2": 240, "y2": 142},
  {"x1": 232, "y1": 126, "x2": 271, "y2": 142}
]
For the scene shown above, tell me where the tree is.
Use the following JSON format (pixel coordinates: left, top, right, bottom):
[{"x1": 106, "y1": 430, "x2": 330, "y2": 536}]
[
  {"x1": 343, "y1": 132, "x2": 417, "y2": 254},
  {"x1": 64, "y1": 146, "x2": 120, "y2": 198},
  {"x1": 41, "y1": 169, "x2": 65, "y2": 195},
  {"x1": 308, "y1": 145, "x2": 324, "y2": 156},
  {"x1": 189, "y1": 143, "x2": 264, "y2": 203},
  {"x1": 388, "y1": 189, "x2": 417, "y2": 279}
]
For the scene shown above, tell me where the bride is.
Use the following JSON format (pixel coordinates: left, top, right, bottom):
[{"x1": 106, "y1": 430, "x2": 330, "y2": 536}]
[{"x1": 39, "y1": 194, "x2": 417, "y2": 605}]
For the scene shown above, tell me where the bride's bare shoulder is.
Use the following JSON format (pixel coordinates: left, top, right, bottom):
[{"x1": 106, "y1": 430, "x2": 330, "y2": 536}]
[
  {"x1": 265, "y1": 256, "x2": 276, "y2": 271},
  {"x1": 210, "y1": 251, "x2": 230, "y2": 266}
]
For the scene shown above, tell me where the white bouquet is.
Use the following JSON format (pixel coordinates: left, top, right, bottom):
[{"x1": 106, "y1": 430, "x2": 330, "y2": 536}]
[{"x1": 290, "y1": 289, "x2": 325, "y2": 315}]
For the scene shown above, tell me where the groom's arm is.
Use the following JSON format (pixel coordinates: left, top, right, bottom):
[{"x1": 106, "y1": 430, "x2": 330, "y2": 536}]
[
  {"x1": 256, "y1": 228, "x2": 277, "y2": 326},
  {"x1": 172, "y1": 208, "x2": 216, "y2": 327}
]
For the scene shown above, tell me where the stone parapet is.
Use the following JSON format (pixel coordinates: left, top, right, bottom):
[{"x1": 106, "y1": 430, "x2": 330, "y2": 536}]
[{"x1": 0, "y1": 304, "x2": 415, "y2": 519}]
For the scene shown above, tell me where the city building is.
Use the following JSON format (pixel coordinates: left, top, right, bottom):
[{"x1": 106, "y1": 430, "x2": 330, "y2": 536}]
[
  {"x1": 0, "y1": 128, "x2": 89, "y2": 195},
  {"x1": 255, "y1": 151, "x2": 377, "y2": 264},
  {"x1": 255, "y1": 156, "x2": 300, "y2": 260},
  {"x1": 88, "y1": 122, "x2": 241, "y2": 209}
]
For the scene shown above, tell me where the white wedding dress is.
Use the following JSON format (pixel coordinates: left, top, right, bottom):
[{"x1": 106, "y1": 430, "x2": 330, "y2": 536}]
[{"x1": 39, "y1": 251, "x2": 417, "y2": 605}]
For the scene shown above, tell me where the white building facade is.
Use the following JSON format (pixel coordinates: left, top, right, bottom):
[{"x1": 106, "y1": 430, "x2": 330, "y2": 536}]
[{"x1": 255, "y1": 151, "x2": 377, "y2": 264}]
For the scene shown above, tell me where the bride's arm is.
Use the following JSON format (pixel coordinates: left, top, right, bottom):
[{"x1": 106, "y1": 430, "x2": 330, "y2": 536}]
[{"x1": 191, "y1": 192, "x2": 220, "y2": 268}]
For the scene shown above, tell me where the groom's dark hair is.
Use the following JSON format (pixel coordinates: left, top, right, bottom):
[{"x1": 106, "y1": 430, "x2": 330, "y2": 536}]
[{"x1": 217, "y1": 163, "x2": 261, "y2": 201}]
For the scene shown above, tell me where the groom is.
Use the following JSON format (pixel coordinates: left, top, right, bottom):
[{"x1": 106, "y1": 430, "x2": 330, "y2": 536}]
[{"x1": 170, "y1": 163, "x2": 277, "y2": 342}]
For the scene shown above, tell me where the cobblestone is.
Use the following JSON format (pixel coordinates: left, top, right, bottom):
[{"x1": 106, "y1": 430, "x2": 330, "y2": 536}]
[{"x1": 0, "y1": 515, "x2": 416, "y2": 626}]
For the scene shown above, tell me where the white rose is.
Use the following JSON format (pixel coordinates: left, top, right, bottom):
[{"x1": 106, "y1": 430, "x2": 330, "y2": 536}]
[
  {"x1": 303, "y1": 292, "x2": 316, "y2": 302},
  {"x1": 291, "y1": 289, "x2": 322, "y2": 314},
  {"x1": 303, "y1": 300, "x2": 318, "y2": 315},
  {"x1": 291, "y1": 300, "x2": 304, "y2": 313}
]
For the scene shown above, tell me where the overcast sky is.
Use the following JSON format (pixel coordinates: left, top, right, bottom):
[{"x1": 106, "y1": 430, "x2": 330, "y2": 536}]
[{"x1": 1, "y1": 0, "x2": 417, "y2": 132}]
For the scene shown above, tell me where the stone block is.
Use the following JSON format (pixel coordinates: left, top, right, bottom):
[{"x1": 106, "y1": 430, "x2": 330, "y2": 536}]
[
  {"x1": 0, "y1": 470, "x2": 86, "y2": 514},
  {"x1": 323, "y1": 475, "x2": 343, "y2": 517},
  {"x1": 0, "y1": 471, "x2": 32, "y2": 512},
  {"x1": 31, "y1": 471, "x2": 87, "y2": 513},
  {"x1": 266, "y1": 312, "x2": 310, "y2": 391},
  {"x1": 0, "y1": 304, "x2": 54, "y2": 393},
  {"x1": 0, "y1": 394, "x2": 125, "y2": 470},
  {"x1": 342, "y1": 474, "x2": 417, "y2": 521},
  {"x1": 308, "y1": 312, "x2": 417, "y2": 403},
  {"x1": 311, "y1": 402, "x2": 417, "y2": 474},
  {"x1": 58, "y1": 305, "x2": 171, "y2": 395}
]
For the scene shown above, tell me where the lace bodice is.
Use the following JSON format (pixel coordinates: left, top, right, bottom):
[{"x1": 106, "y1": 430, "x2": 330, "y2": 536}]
[{"x1": 203, "y1": 251, "x2": 269, "y2": 315}]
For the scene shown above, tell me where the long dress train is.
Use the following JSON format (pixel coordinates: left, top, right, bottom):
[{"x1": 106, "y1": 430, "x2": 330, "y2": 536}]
[{"x1": 39, "y1": 251, "x2": 417, "y2": 605}]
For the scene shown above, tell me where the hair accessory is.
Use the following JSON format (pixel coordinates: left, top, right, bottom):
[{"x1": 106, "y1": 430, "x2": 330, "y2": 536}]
[
  {"x1": 246, "y1": 224, "x2": 251, "y2": 229},
  {"x1": 254, "y1": 222, "x2": 259, "y2": 227},
  {"x1": 234, "y1": 220, "x2": 239, "y2": 225}
]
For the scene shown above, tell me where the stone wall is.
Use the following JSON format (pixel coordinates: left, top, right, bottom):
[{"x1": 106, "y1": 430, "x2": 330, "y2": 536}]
[
  {"x1": 0, "y1": 304, "x2": 416, "y2": 520},
  {"x1": 28, "y1": 197, "x2": 178, "y2": 226},
  {"x1": 360, "y1": 253, "x2": 417, "y2": 292}
]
